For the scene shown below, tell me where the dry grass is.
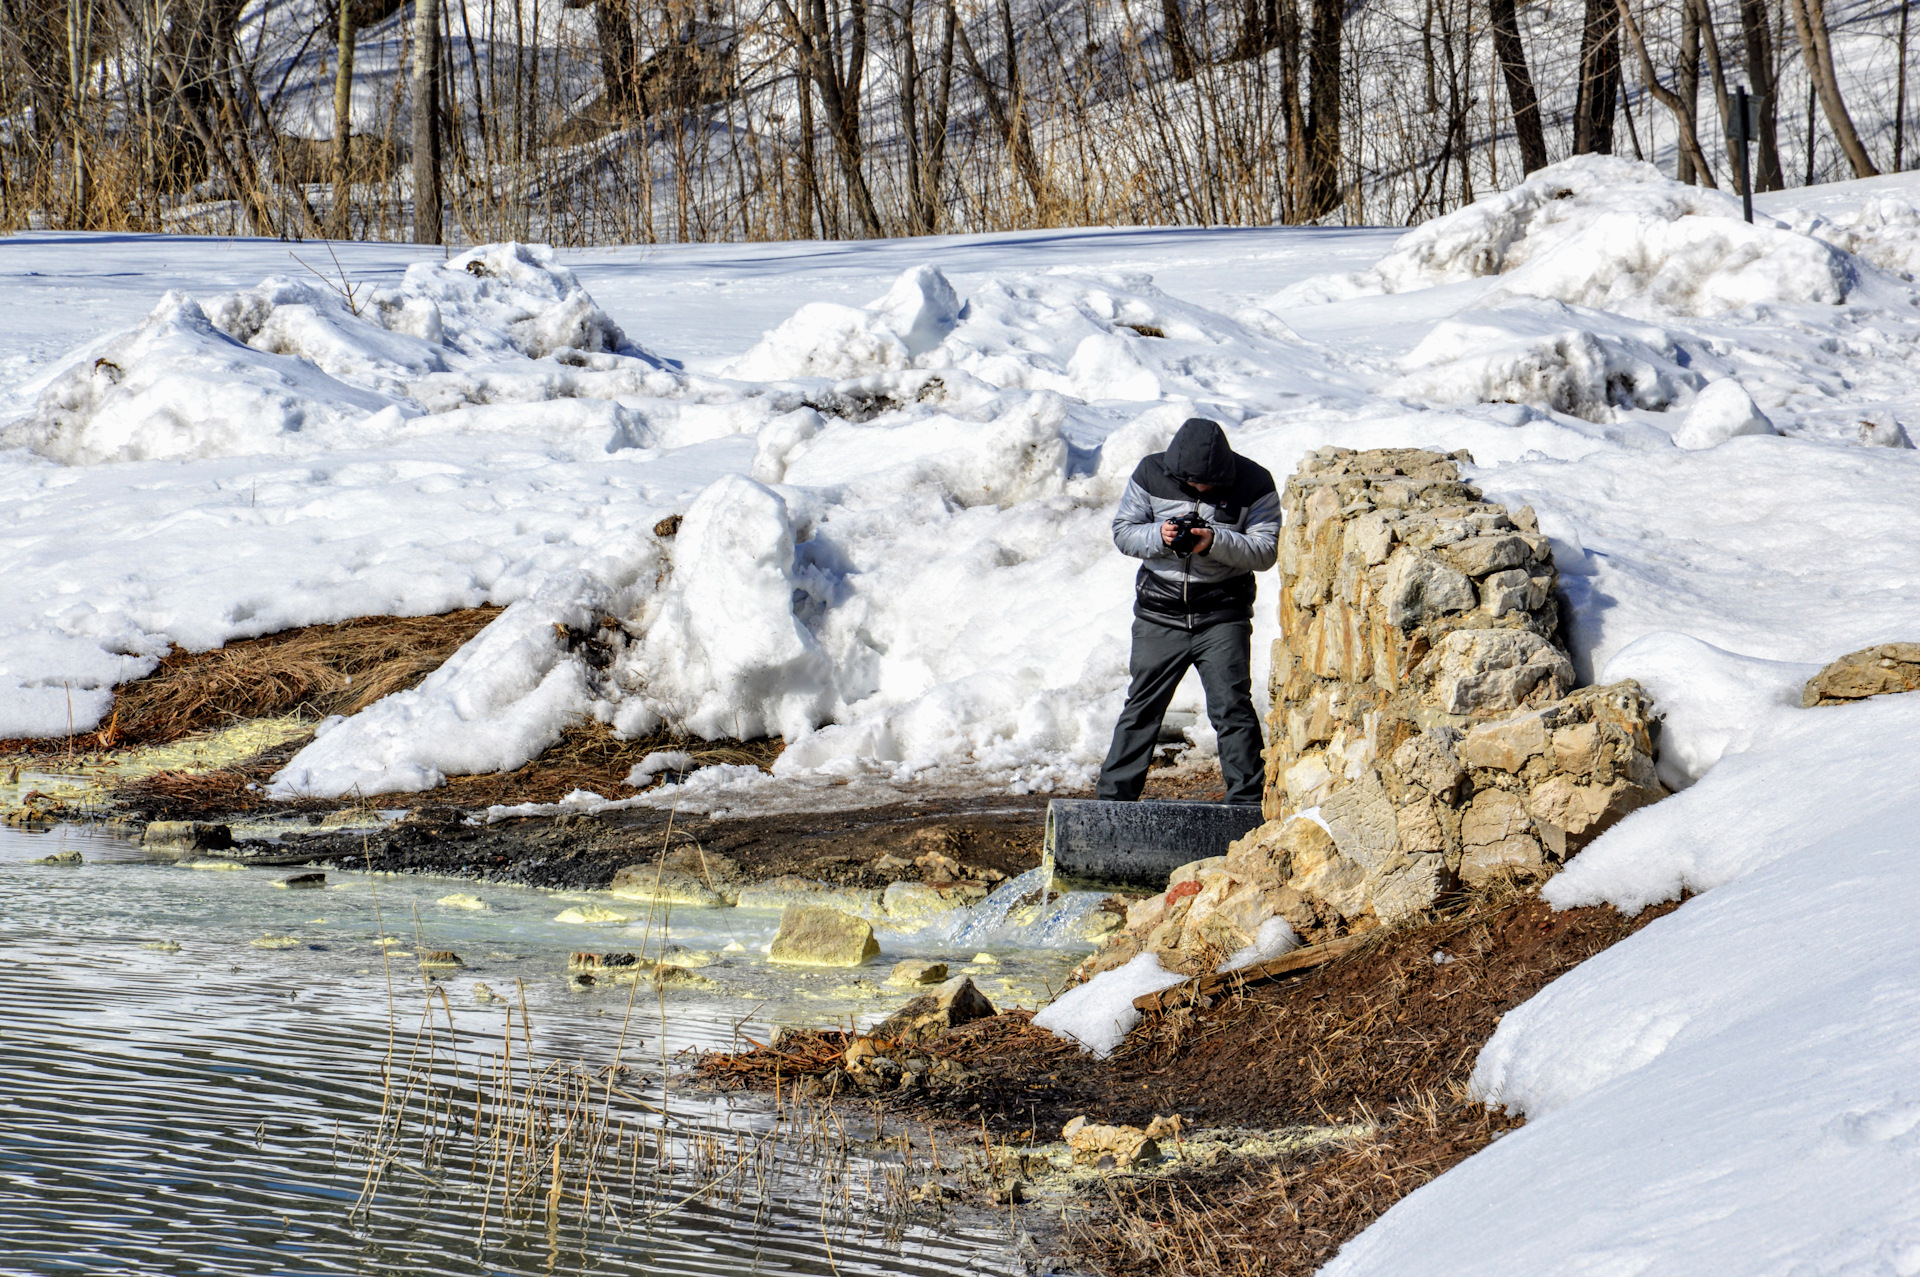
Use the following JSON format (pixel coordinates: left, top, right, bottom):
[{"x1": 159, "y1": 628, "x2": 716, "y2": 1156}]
[
  {"x1": 1074, "y1": 1096, "x2": 1515, "y2": 1277},
  {"x1": 99, "y1": 609, "x2": 504, "y2": 748}
]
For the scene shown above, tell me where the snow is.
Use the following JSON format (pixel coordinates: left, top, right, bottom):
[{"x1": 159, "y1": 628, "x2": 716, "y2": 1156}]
[
  {"x1": 5, "y1": 161, "x2": 1920, "y2": 814},
  {"x1": 1321, "y1": 694, "x2": 1920, "y2": 1276},
  {"x1": 1217, "y1": 916, "x2": 1300, "y2": 972},
  {"x1": 1673, "y1": 377, "x2": 1777, "y2": 449},
  {"x1": 1031, "y1": 952, "x2": 1188, "y2": 1058}
]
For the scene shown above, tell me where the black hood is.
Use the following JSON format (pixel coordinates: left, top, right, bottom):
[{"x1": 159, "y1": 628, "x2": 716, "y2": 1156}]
[{"x1": 1164, "y1": 418, "x2": 1238, "y2": 487}]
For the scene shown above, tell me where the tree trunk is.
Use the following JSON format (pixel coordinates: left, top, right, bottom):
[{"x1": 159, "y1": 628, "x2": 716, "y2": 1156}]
[
  {"x1": 1789, "y1": 0, "x2": 1878, "y2": 176},
  {"x1": 1739, "y1": 0, "x2": 1784, "y2": 187},
  {"x1": 1277, "y1": 0, "x2": 1303, "y2": 220},
  {"x1": 1574, "y1": 0, "x2": 1621, "y2": 153},
  {"x1": 1678, "y1": 0, "x2": 1699, "y2": 181},
  {"x1": 412, "y1": 0, "x2": 442, "y2": 243},
  {"x1": 1162, "y1": 0, "x2": 1196, "y2": 79},
  {"x1": 1488, "y1": 0, "x2": 1547, "y2": 172},
  {"x1": 1689, "y1": 0, "x2": 1735, "y2": 189},
  {"x1": 1895, "y1": 0, "x2": 1909, "y2": 169},
  {"x1": 593, "y1": 0, "x2": 638, "y2": 119},
  {"x1": 1302, "y1": 0, "x2": 1342, "y2": 217},
  {"x1": 329, "y1": 0, "x2": 355, "y2": 236},
  {"x1": 902, "y1": 0, "x2": 956, "y2": 233}
]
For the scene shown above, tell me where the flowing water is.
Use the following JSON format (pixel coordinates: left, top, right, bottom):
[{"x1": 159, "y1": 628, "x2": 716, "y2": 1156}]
[{"x1": 0, "y1": 822, "x2": 1098, "y2": 1276}]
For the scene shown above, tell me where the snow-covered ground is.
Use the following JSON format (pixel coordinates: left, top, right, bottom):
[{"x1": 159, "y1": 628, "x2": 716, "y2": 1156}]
[{"x1": 7, "y1": 157, "x2": 1920, "y2": 1267}]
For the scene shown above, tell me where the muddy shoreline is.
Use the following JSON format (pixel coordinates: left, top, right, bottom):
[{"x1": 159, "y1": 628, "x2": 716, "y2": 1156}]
[{"x1": 213, "y1": 792, "x2": 1056, "y2": 892}]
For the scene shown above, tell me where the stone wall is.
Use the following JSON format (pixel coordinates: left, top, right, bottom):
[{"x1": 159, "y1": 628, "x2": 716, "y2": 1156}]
[{"x1": 1082, "y1": 448, "x2": 1666, "y2": 976}]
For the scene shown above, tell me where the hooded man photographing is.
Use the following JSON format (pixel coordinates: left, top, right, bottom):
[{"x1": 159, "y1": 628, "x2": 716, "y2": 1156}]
[{"x1": 1097, "y1": 417, "x2": 1280, "y2": 805}]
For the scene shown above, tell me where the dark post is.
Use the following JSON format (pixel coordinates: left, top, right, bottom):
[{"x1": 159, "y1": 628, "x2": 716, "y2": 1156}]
[{"x1": 1735, "y1": 84, "x2": 1754, "y2": 222}]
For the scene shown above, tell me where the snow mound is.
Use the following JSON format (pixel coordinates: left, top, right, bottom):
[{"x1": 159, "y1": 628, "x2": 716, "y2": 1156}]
[
  {"x1": 1268, "y1": 156, "x2": 1858, "y2": 320},
  {"x1": 1389, "y1": 300, "x2": 1701, "y2": 420},
  {"x1": 727, "y1": 265, "x2": 960, "y2": 381},
  {"x1": 619, "y1": 475, "x2": 837, "y2": 742},
  {"x1": 271, "y1": 568, "x2": 643, "y2": 796},
  {"x1": 1598, "y1": 632, "x2": 1819, "y2": 789},
  {"x1": 6, "y1": 242, "x2": 663, "y2": 464},
  {"x1": 1790, "y1": 193, "x2": 1920, "y2": 281},
  {"x1": 1032, "y1": 953, "x2": 1188, "y2": 1057},
  {"x1": 5, "y1": 291, "x2": 398, "y2": 463},
  {"x1": 1672, "y1": 378, "x2": 1776, "y2": 449}
]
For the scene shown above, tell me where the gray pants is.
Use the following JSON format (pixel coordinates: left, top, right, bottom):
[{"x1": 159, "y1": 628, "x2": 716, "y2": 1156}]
[{"x1": 1096, "y1": 616, "x2": 1265, "y2": 804}]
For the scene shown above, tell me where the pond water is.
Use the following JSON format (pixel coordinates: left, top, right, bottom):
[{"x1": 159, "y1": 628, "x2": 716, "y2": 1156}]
[{"x1": 0, "y1": 822, "x2": 1092, "y2": 1276}]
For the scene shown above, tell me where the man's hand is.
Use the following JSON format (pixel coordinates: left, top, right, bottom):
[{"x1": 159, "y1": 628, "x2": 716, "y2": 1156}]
[{"x1": 1160, "y1": 520, "x2": 1215, "y2": 554}]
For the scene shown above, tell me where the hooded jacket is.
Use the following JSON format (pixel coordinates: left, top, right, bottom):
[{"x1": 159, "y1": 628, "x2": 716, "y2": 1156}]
[{"x1": 1111, "y1": 418, "x2": 1280, "y2": 629}]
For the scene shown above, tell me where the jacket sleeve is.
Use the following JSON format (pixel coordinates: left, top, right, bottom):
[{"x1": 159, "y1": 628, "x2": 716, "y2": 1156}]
[
  {"x1": 1111, "y1": 479, "x2": 1171, "y2": 560},
  {"x1": 1203, "y1": 487, "x2": 1280, "y2": 572}
]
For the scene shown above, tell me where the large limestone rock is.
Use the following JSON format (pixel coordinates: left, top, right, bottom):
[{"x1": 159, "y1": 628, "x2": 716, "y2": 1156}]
[
  {"x1": 1802, "y1": 643, "x2": 1920, "y2": 706},
  {"x1": 1270, "y1": 447, "x2": 1570, "y2": 815},
  {"x1": 767, "y1": 904, "x2": 880, "y2": 967}
]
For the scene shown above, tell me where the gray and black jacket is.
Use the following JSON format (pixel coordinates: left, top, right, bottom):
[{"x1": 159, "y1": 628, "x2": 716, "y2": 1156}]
[{"x1": 1111, "y1": 418, "x2": 1280, "y2": 630}]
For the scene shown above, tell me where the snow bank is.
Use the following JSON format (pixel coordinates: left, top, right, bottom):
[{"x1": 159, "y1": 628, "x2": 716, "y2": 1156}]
[
  {"x1": 1389, "y1": 299, "x2": 1701, "y2": 420},
  {"x1": 1032, "y1": 952, "x2": 1188, "y2": 1057},
  {"x1": 7, "y1": 291, "x2": 397, "y2": 463},
  {"x1": 1598, "y1": 632, "x2": 1819, "y2": 789},
  {"x1": 270, "y1": 566, "x2": 646, "y2": 796},
  {"x1": 3, "y1": 242, "x2": 662, "y2": 465},
  {"x1": 620, "y1": 475, "x2": 835, "y2": 741},
  {"x1": 1272, "y1": 157, "x2": 1858, "y2": 319},
  {"x1": 1323, "y1": 695, "x2": 1920, "y2": 1275}
]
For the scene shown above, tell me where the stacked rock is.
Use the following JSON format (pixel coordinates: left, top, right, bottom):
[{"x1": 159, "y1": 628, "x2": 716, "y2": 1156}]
[
  {"x1": 1267, "y1": 445, "x2": 1569, "y2": 815},
  {"x1": 1083, "y1": 447, "x2": 1666, "y2": 976}
]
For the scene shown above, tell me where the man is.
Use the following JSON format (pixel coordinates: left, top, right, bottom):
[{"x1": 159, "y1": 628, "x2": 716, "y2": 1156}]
[{"x1": 1097, "y1": 417, "x2": 1280, "y2": 805}]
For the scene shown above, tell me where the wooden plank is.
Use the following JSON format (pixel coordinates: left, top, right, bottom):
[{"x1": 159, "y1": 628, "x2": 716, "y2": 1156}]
[{"x1": 1132, "y1": 933, "x2": 1367, "y2": 1013}]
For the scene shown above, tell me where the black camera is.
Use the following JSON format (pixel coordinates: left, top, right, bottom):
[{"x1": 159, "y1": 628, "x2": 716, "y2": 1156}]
[{"x1": 1168, "y1": 512, "x2": 1211, "y2": 554}]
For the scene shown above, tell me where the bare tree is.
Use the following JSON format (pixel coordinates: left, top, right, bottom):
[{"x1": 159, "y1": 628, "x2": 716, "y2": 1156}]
[
  {"x1": 1789, "y1": 0, "x2": 1878, "y2": 175},
  {"x1": 1488, "y1": 0, "x2": 1547, "y2": 172},
  {"x1": 953, "y1": 0, "x2": 1047, "y2": 209},
  {"x1": 777, "y1": 0, "x2": 884, "y2": 235},
  {"x1": 896, "y1": 0, "x2": 955, "y2": 234},
  {"x1": 1616, "y1": 0, "x2": 1715, "y2": 181},
  {"x1": 1574, "y1": 0, "x2": 1621, "y2": 153},
  {"x1": 329, "y1": 0, "x2": 356, "y2": 236},
  {"x1": 413, "y1": 0, "x2": 442, "y2": 242},
  {"x1": 1738, "y1": 0, "x2": 1784, "y2": 187}
]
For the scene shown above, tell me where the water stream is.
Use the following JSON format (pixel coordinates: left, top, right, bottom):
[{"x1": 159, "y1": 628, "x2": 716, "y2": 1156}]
[{"x1": 0, "y1": 822, "x2": 1099, "y2": 1276}]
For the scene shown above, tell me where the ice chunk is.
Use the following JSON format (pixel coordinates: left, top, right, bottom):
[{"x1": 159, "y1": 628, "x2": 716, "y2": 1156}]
[
  {"x1": 1217, "y1": 916, "x2": 1300, "y2": 972},
  {"x1": 624, "y1": 750, "x2": 695, "y2": 785},
  {"x1": 1032, "y1": 953, "x2": 1189, "y2": 1057}
]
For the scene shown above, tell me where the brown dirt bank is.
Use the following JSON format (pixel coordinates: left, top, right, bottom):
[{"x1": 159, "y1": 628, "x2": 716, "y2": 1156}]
[{"x1": 700, "y1": 890, "x2": 1680, "y2": 1275}]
